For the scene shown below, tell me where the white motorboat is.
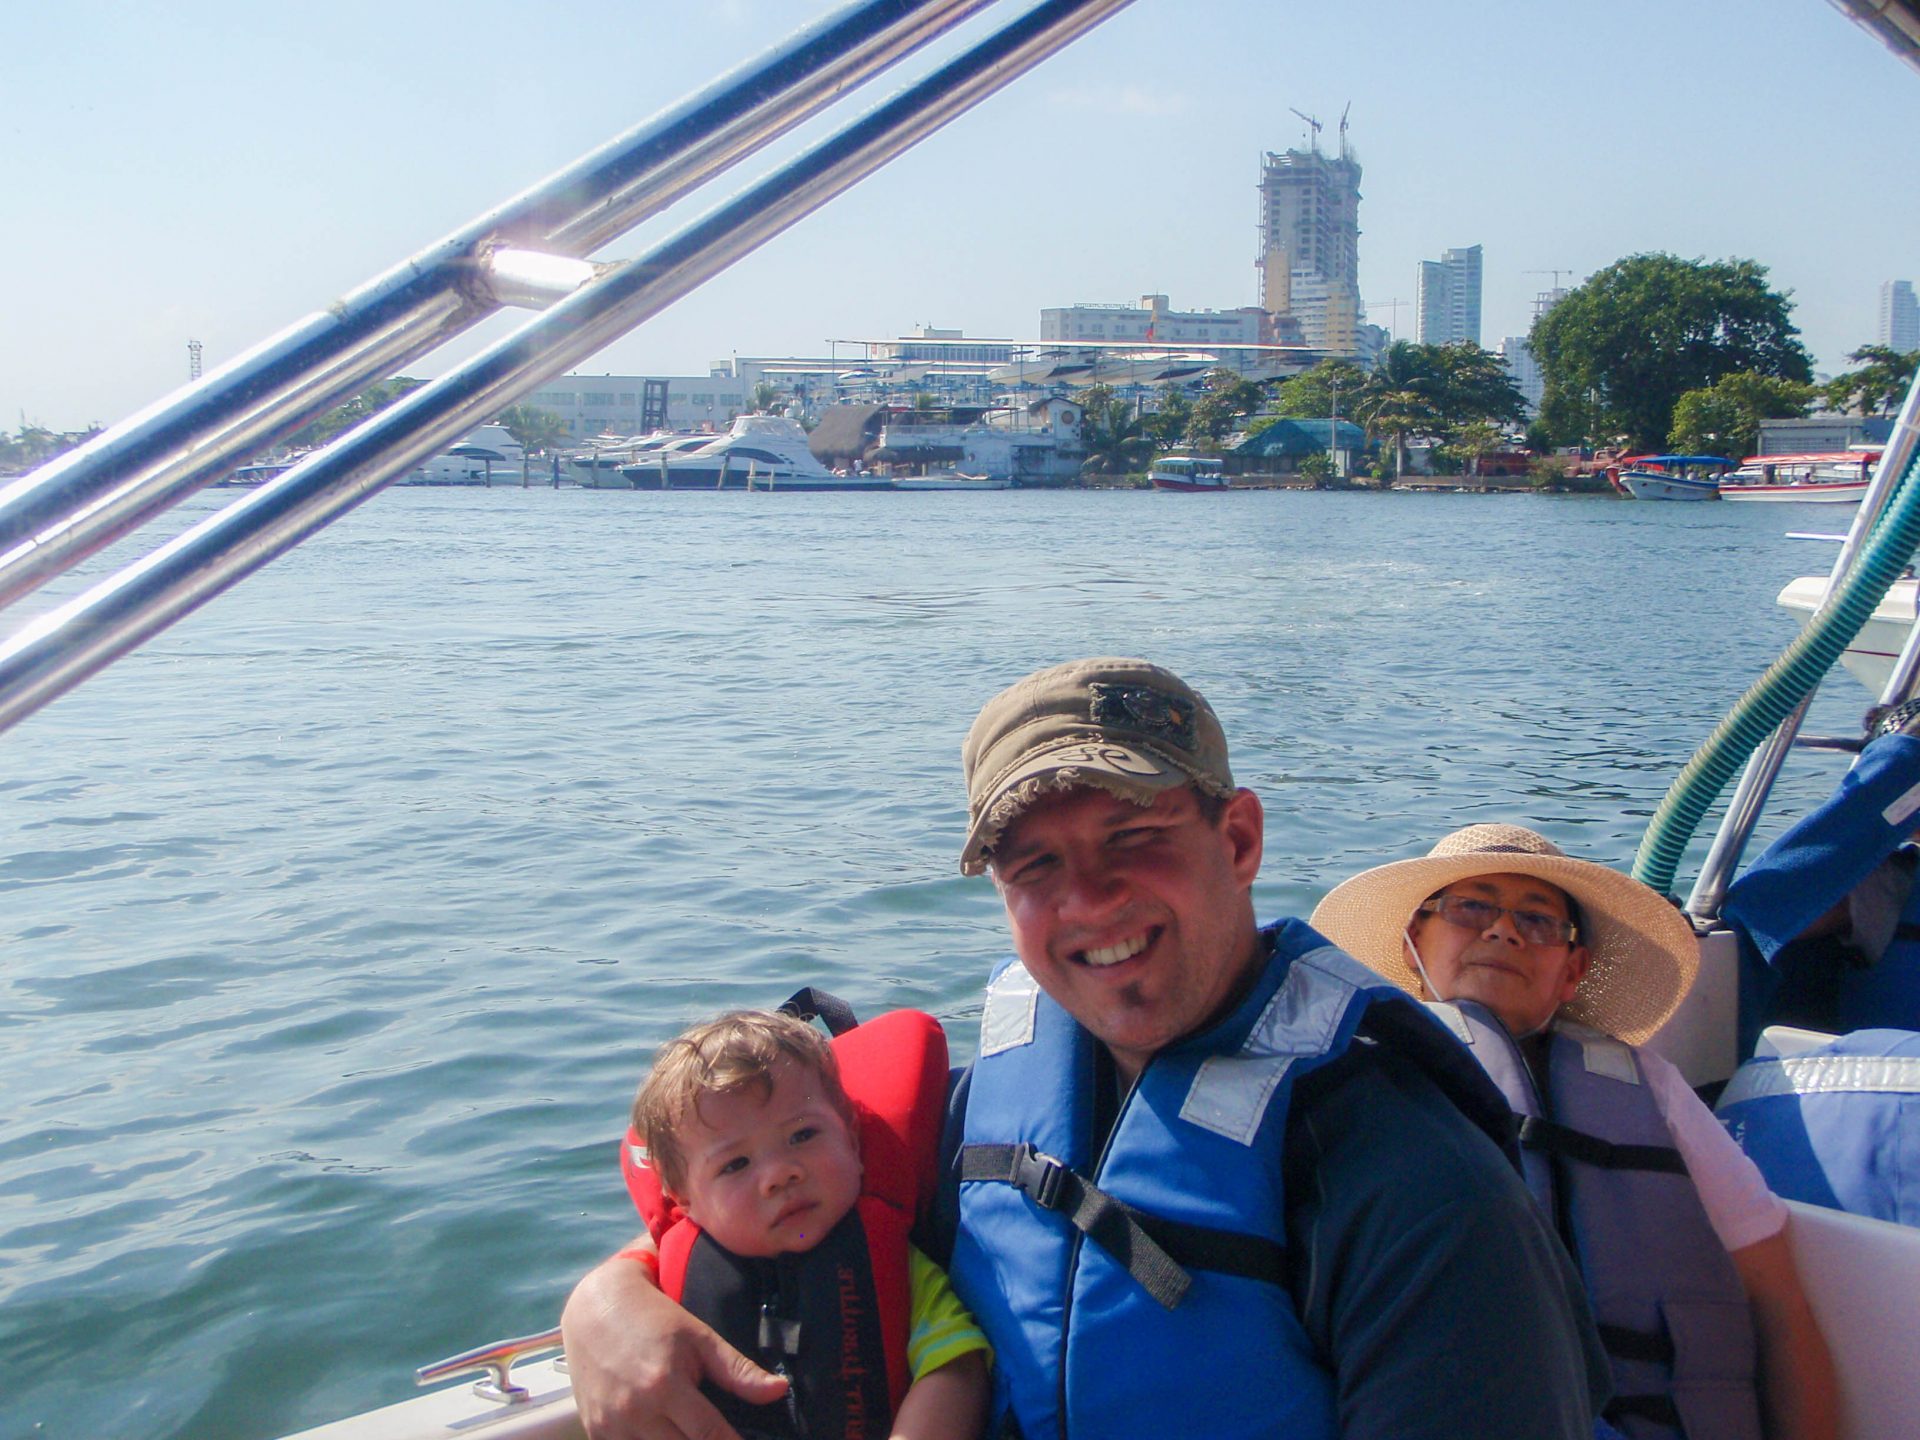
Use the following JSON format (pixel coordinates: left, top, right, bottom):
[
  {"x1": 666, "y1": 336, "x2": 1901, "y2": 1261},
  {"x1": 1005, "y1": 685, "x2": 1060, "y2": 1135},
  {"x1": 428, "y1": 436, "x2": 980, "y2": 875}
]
[
  {"x1": 619, "y1": 415, "x2": 894, "y2": 491},
  {"x1": 1776, "y1": 573, "x2": 1919, "y2": 694},
  {"x1": 1720, "y1": 452, "x2": 1880, "y2": 504},
  {"x1": 985, "y1": 352, "x2": 1096, "y2": 388},
  {"x1": 398, "y1": 424, "x2": 526, "y2": 486},
  {"x1": 891, "y1": 471, "x2": 1013, "y2": 490},
  {"x1": 567, "y1": 432, "x2": 714, "y2": 488},
  {"x1": 1614, "y1": 453, "x2": 1732, "y2": 501}
]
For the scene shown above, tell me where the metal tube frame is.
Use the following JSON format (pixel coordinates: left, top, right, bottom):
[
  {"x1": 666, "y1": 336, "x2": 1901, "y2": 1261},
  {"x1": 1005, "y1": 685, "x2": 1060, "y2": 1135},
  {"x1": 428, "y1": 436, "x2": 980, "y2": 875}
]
[
  {"x1": 1685, "y1": 365, "x2": 1920, "y2": 919},
  {"x1": 0, "y1": 0, "x2": 1135, "y2": 737},
  {"x1": 0, "y1": 0, "x2": 998, "y2": 609}
]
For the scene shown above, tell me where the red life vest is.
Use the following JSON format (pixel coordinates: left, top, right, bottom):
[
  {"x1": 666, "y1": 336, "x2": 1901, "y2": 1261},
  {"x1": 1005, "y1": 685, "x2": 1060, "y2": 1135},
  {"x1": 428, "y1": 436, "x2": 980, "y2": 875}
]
[{"x1": 622, "y1": 1008, "x2": 948, "y2": 1435}]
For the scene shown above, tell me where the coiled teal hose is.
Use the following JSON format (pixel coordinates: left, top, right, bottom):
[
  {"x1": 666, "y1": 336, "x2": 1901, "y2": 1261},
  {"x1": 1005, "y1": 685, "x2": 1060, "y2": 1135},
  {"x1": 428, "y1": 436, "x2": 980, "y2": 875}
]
[{"x1": 1632, "y1": 446, "x2": 1920, "y2": 896}]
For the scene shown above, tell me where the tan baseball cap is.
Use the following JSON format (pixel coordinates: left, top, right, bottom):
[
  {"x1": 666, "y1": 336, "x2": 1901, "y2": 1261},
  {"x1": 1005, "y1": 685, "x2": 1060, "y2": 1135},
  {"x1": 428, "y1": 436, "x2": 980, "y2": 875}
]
[{"x1": 959, "y1": 658, "x2": 1234, "y2": 875}]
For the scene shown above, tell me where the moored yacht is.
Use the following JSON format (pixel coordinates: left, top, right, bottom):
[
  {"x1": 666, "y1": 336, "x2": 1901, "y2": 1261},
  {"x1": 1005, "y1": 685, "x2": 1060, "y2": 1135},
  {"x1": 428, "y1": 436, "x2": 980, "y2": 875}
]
[
  {"x1": 399, "y1": 424, "x2": 526, "y2": 485},
  {"x1": 620, "y1": 414, "x2": 893, "y2": 490}
]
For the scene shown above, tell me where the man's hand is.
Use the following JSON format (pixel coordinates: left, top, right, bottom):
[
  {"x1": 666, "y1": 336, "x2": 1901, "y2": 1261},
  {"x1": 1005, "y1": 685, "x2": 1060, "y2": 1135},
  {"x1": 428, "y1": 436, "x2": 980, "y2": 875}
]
[{"x1": 560, "y1": 1250, "x2": 790, "y2": 1440}]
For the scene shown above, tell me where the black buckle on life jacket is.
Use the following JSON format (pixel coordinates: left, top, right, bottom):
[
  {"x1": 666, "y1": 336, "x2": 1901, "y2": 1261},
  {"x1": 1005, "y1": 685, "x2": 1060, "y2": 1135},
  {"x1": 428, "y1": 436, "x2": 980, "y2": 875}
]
[{"x1": 1009, "y1": 1143, "x2": 1070, "y2": 1210}]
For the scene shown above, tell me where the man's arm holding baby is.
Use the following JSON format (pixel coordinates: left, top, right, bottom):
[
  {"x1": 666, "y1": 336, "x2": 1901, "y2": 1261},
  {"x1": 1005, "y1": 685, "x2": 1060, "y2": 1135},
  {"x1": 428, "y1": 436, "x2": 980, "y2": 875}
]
[{"x1": 560, "y1": 1236, "x2": 789, "y2": 1440}]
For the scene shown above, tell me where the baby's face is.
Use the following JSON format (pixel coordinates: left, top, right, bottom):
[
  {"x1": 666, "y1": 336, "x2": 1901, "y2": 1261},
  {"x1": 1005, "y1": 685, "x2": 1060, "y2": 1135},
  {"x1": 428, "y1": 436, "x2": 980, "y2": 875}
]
[{"x1": 670, "y1": 1057, "x2": 862, "y2": 1257}]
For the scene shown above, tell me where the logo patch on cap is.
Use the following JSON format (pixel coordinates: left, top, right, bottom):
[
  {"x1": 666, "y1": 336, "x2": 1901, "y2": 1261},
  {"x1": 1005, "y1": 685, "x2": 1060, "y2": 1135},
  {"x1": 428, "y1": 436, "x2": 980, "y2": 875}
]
[{"x1": 1089, "y1": 682, "x2": 1195, "y2": 751}]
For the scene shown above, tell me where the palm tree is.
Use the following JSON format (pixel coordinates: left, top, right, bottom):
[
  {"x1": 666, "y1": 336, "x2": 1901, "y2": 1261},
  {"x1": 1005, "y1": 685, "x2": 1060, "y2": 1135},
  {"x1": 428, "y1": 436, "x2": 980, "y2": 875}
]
[
  {"x1": 496, "y1": 405, "x2": 572, "y2": 484},
  {"x1": 751, "y1": 381, "x2": 783, "y2": 414},
  {"x1": 1079, "y1": 395, "x2": 1155, "y2": 478},
  {"x1": 1354, "y1": 387, "x2": 1438, "y2": 478}
]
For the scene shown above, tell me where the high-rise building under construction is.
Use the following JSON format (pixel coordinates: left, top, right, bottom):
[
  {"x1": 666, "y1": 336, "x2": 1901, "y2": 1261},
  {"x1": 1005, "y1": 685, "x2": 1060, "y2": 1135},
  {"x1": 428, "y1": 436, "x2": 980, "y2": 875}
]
[{"x1": 1256, "y1": 124, "x2": 1365, "y2": 356}]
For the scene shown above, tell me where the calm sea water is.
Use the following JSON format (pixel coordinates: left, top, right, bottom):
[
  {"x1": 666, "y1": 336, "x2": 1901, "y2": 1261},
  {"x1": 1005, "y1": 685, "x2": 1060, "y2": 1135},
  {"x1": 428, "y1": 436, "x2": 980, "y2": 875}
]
[{"x1": 0, "y1": 484, "x2": 1875, "y2": 1439}]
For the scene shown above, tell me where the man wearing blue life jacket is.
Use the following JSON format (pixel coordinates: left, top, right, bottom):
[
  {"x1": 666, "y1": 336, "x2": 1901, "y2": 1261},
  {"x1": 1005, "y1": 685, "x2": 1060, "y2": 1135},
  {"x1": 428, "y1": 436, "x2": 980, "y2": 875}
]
[
  {"x1": 560, "y1": 658, "x2": 1609, "y2": 1440},
  {"x1": 1722, "y1": 703, "x2": 1920, "y2": 1051},
  {"x1": 1313, "y1": 826, "x2": 1837, "y2": 1440}
]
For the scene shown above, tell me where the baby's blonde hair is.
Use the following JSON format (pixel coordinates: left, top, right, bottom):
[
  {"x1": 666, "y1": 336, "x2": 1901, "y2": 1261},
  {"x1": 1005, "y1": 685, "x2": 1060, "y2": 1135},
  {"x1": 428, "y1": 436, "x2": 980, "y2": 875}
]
[{"x1": 632, "y1": 1009, "x2": 853, "y2": 1195}]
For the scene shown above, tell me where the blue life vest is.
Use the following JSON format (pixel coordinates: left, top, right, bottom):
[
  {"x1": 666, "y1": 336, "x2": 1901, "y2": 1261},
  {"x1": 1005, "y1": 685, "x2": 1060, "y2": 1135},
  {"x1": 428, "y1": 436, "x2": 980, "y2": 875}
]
[
  {"x1": 1427, "y1": 1002, "x2": 1760, "y2": 1440},
  {"x1": 1717, "y1": 1028, "x2": 1920, "y2": 1228},
  {"x1": 948, "y1": 920, "x2": 1469, "y2": 1440}
]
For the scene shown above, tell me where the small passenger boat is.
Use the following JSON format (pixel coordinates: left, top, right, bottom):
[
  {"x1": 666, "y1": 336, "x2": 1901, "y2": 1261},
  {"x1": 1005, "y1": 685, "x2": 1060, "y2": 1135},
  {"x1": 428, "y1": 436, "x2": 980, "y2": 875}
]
[
  {"x1": 1614, "y1": 453, "x2": 1733, "y2": 501},
  {"x1": 1720, "y1": 451, "x2": 1881, "y2": 504},
  {"x1": 1148, "y1": 454, "x2": 1229, "y2": 491}
]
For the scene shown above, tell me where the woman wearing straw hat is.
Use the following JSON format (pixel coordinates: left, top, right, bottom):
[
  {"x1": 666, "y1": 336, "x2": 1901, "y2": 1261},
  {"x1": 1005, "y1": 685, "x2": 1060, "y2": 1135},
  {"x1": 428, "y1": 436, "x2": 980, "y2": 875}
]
[{"x1": 1312, "y1": 824, "x2": 1835, "y2": 1440}]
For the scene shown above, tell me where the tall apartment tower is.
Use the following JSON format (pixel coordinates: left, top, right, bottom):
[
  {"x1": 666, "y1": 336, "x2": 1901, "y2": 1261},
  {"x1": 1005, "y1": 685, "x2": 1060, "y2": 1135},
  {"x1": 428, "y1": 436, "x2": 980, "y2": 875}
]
[
  {"x1": 1415, "y1": 245, "x2": 1483, "y2": 346},
  {"x1": 1880, "y1": 280, "x2": 1919, "y2": 353},
  {"x1": 1256, "y1": 126, "x2": 1364, "y2": 355}
]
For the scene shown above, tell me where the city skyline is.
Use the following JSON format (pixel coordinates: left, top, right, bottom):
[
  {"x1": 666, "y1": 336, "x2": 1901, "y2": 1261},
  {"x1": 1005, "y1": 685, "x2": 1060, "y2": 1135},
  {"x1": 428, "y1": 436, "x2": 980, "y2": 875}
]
[{"x1": 6, "y1": 0, "x2": 1920, "y2": 432}]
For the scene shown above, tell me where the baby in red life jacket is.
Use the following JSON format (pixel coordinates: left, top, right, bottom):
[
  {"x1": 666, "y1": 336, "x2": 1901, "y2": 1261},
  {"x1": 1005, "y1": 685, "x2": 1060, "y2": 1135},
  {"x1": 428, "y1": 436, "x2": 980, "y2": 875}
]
[{"x1": 629, "y1": 1009, "x2": 989, "y2": 1440}]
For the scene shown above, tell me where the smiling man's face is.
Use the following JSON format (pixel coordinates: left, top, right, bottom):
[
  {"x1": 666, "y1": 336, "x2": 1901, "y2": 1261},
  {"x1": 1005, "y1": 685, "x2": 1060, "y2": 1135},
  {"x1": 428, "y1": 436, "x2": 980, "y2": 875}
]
[
  {"x1": 1406, "y1": 873, "x2": 1590, "y2": 1036},
  {"x1": 991, "y1": 783, "x2": 1264, "y2": 1083}
]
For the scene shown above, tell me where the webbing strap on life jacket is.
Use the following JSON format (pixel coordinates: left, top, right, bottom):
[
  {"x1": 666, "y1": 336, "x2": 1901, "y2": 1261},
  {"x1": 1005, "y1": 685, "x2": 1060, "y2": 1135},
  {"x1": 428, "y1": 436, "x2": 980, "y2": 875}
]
[
  {"x1": 1518, "y1": 1116, "x2": 1689, "y2": 1175},
  {"x1": 1607, "y1": 1393, "x2": 1685, "y2": 1430},
  {"x1": 1597, "y1": 1323, "x2": 1674, "y2": 1365},
  {"x1": 959, "y1": 1141, "x2": 1288, "y2": 1308}
]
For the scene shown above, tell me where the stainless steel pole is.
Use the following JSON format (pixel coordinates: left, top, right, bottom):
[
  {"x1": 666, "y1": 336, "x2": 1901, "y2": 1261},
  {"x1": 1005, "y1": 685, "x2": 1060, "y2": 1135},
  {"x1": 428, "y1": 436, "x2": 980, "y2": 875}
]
[
  {"x1": 0, "y1": 0, "x2": 995, "y2": 609},
  {"x1": 0, "y1": 0, "x2": 1137, "y2": 736}
]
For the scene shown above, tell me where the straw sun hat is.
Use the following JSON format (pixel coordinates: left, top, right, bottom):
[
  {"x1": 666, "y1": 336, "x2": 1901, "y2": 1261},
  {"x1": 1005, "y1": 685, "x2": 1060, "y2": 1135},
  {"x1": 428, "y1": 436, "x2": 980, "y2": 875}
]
[{"x1": 1308, "y1": 824, "x2": 1700, "y2": 1045}]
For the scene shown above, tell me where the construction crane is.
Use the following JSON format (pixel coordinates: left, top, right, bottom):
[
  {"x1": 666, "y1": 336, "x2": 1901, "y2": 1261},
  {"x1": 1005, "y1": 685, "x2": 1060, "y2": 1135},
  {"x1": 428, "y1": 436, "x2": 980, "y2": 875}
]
[
  {"x1": 1337, "y1": 102, "x2": 1351, "y2": 159},
  {"x1": 1370, "y1": 297, "x2": 1409, "y2": 339},
  {"x1": 1525, "y1": 268, "x2": 1573, "y2": 289},
  {"x1": 1289, "y1": 107, "x2": 1322, "y2": 151}
]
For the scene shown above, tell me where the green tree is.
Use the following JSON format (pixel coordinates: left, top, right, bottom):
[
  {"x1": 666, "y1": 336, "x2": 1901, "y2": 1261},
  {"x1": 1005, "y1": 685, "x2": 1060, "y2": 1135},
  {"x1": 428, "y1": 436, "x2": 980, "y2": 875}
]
[
  {"x1": 0, "y1": 423, "x2": 99, "y2": 474},
  {"x1": 1138, "y1": 390, "x2": 1193, "y2": 449},
  {"x1": 1271, "y1": 360, "x2": 1370, "y2": 422},
  {"x1": 1530, "y1": 254, "x2": 1811, "y2": 451},
  {"x1": 1425, "y1": 343, "x2": 1527, "y2": 432},
  {"x1": 1452, "y1": 420, "x2": 1505, "y2": 477},
  {"x1": 1183, "y1": 368, "x2": 1266, "y2": 449},
  {"x1": 1666, "y1": 372, "x2": 1814, "y2": 457},
  {"x1": 751, "y1": 380, "x2": 783, "y2": 413},
  {"x1": 1355, "y1": 386, "x2": 1440, "y2": 478},
  {"x1": 1079, "y1": 393, "x2": 1155, "y2": 478},
  {"x1": 496, "y1": 404, "x2": 572, "y2": 483},
  {"x1": 1824, "y1": 345, "x2": 1919, "y2": 416}
]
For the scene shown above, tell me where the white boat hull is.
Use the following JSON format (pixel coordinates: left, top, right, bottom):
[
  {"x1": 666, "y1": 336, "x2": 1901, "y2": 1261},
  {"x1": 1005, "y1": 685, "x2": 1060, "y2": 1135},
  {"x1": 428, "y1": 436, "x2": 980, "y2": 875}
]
[
  {"x1": 1776, "y1": 574, "x2": 1919, "y2": 693},
  {"x1": 891, "y1": 472, "x2": 1014, "y2": 490},
  {"x1": 1722, "y1": 481, "x2": 1868, "y2": 504},
  {"x1": 1618, "y1": 470, "x2": 1720, "y2": 501}
]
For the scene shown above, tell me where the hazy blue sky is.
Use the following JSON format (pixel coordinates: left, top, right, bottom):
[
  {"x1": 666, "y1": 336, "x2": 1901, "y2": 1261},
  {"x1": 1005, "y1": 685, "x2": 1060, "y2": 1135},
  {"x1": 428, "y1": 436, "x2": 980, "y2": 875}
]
[{"x1": 6, "y1": 0, "x2": 1918, "y2": 432}]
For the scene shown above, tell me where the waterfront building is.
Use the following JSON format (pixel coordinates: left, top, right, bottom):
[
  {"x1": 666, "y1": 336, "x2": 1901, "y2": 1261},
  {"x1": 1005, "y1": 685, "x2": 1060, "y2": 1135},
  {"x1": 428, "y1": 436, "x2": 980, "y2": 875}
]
[
  {"x1": 525, "y1": 372, "x2": 749, "y2": 438},
  {"x1": 1256, "y1": 135, "x2": 1366, "y2": 355},
  {"x1": 867, "y1": 325, "x2": 1016, "y2": 368},
  {"x1": 1234, "y1": 417, "x2": 1369, "y2": 476},
  {"x1": 1757, "y1": 413, "x2": 1896, "y2": 454},
  {"x1": 1415, "y1": 244, "x2": 1483, "y2": 346},
  {"x1": 1039, "y1": 295, "x2": 1266, "y2": 347},
  {"x1": 1879, "y1": 280, "x2": 1919, "y2": 353}
]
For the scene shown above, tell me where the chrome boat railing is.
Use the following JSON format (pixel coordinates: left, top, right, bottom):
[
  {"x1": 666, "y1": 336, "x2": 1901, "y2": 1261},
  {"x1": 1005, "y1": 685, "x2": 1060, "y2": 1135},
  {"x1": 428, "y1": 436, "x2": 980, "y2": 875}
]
[
  {"x1": 0, "y1": 0, "x2": 1133, "y2": 737},
  {"x1": 1680, "y1": 361, "x2": 1920, "y2": 920}
]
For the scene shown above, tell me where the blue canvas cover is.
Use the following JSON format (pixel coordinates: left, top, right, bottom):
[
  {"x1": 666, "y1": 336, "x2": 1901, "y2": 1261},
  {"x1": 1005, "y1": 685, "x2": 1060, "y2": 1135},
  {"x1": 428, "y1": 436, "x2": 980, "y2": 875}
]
[{"x1": 1716, "y1": 1030, "x2": 1920, "y2": 1227}]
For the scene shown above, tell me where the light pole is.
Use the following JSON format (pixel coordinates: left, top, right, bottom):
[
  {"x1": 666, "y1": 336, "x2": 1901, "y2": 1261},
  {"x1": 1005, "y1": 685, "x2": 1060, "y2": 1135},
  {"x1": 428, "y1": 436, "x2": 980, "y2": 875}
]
[{"x1": 1329, "y1": 375, "x2": 1341, "y2": 478}]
